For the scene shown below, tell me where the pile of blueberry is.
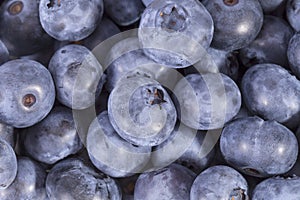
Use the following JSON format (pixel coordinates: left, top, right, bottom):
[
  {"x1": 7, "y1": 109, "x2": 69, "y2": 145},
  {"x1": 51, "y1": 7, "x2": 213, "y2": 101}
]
[{"x1": 1, "y1": 0, "x2": 300, "y2": 199}]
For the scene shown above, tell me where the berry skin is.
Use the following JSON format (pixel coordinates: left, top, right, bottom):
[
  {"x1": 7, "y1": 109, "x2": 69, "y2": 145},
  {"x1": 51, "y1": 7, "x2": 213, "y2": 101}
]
[{"x1": 0, "y1": 59, "x2": 55, "y2": 128}]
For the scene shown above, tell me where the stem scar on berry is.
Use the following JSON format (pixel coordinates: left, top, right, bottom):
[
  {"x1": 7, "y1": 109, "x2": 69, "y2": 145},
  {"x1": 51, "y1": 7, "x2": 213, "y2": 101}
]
[
  {"x1": 223, "y1": 0, "x2": 239, "y2": 6},
  {"x1": 22, "y1": 94, "x2": 36, "y2": 108},
  {"x1": 8, "y1": 1, "x2": 23, "y2": 15}
]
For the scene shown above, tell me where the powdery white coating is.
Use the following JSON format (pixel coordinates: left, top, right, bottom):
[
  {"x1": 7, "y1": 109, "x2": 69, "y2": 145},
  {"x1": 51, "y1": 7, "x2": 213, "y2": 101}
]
[
  {"x1": 0, "y1": 139, "x2": 17, "y2": 190},
  {"x1": 173, "y1": 73, "x2": 241, "y2": 130},
  {"x1": 39, "y1": 0, "x2": 103, "y2": 41},
  {"x1": 48, "y1": 44, "x2": 104, "y2": 110},
  {"x1": 190, "y1": 165, "x2": 249, "y2": 200},
  {"x1": 134, "y1": 163, "x2": 196, "y2": 200},
  {"x1": 241, "y1": 63, "x2": 300, "y2": 129},
  {"x1": 220, "y1": 116, "x2": 298, "y2": 177},
  {"x1": 252, "y1": 176, "x2": 300, "y2": 200},
  {"x1": 105, "y1": 37, "x2": 180, "y2": 92},
  {"x1": 139, "y1": 0, "x2": 214, "y2": 68},
  {"x1": 0, "y1": 157, "x2": 47, "y2": 200},
  {"x1": 0, "y1": 59, "x2": 55, "y2": 128},
  {"x1": 87, "y1": 111, "x2": 151, "y2": 177},
  {"x1": 108, "y1": 76, "x2": 177, "y2": 146},
  {"x1": 21, "y1": 106, "x2": 83, "y2": 165},
  {"x1": 46, "y1": 158, "x2": 122, "y2": 200}
]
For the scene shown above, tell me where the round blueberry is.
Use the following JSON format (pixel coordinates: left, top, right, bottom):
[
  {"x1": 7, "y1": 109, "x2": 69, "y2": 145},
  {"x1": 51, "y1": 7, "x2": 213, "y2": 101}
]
[
  {"x1": 190, "y1": 165, "x2": 249, "y2": 200},
  {"x1": 138, "y1": 0, "x2": 214, "y2": 68},
  {"x1": 173, "y1": 73, "x2": 241, "y2": 130},
  {"x1": 0, "y1": 59, "x2": 55, "y2": 128},
  {"x1": 287, "y1": 33, "x2": 300, "y2": 79},
  {"x1": 108, "y1": 76, "x2": 177, "y2": 147},
  {"x1": 203, "y1": 0, "x2": 263, "y2": 51},
  {"x1": 48, "y1": 44, "x2": 105, "y2": 110},
  {"x1": 0, "y1": 0, "x2": 53, "y2": 56},
  {"x1": 220, "y1": 116, "x2": 298, "y2": 177},
  {"x1": 46, "y1": 158, "x2": 122, "y2": 200},
  {"x1": 287, "y1": 0, "x2": 300, "y2": 32},
  {"x1": 20, "y1": 106, "x2": 83, "y2": 165},
  {"x1": 39, "y1": 0, "x2": 104, "y2": 41},
  {"x1": 134, "y1": 163, "x2": 196, "y2": 200},
  {"x1": 241, "y1": 63, "x2": 300, "y2": 129}
]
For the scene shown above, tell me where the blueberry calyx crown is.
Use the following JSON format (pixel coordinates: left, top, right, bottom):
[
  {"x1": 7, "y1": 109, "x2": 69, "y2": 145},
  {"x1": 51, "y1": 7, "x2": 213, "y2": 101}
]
[
  {"x1": 223, "y1": 0, "x2": 239, "y2": 6},
  {"x1": 22, "y1": 94, "x2": 36, "y2": 108},
  {"x1": 229, "y1": 187, "x2": 249, "y2": 200}
]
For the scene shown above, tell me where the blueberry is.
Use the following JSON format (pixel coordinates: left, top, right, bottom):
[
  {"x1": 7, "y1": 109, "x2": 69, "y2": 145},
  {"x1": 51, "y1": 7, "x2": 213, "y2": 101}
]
[
  {"x1": 82, "y1": 17, "x2": 120, "y2": 50},
  {"x1": 258, "y1": 0, "x2": 285, "y2": 13},
  {"x1": 0, "y1": 122, "x2": 15, "y2": 148},
  {"x1": 138, "y1": 0, "x2": 214, "y2": 68},
  {"x1": 173, "y1": 73, "x2": 241, "y2": 130},
  {"x1": 48, "y1": 44, "x2": 105, "y2": 110},
  {"x1": 87, "y1": 111, "x2": 151, "y2": 177},
  {"x1": 105, "y1": 37, "x2": 180, "y2": 92},
  {"x1": 190, "y1": 165, "x2": 249, "y2": 200},
  {"x1": 20, "y1": 106, "x2": 83, "y2": 164},
  {"x1": 239, "y1": 15, "x2": 294, "y2": 68},
  {"x1": 151, "y1": 122, "x2": 216, "y2": 174},
  {"x1": 0, "y1": 0, "x2": 53, "y2": 56},
  {"x1": 108, "y1": 76, "x2": 177, "y2": 146},
  {"x1": 0, "y1": 139, "x2": 17, "y2": 190},
  {"x1": 287, "y1": 33, "x2": 300, "y2": 79},
  {"x1": 241, "y1": 63, "x2": 300, "y2": 129},
  {"x1": 220, "y1": 116, "x2": 298, "y2": 177},
  {"x1": 0, "y1": 39, "x2": 9, "y2": 65},
  {"x1": 252, "y1": 175, "x2": 300, "y2": 200},
  {"x1": 46, "y1": 158, "x2": 122, "y2": 200},
  {"x1": 203, "y1": 0, "x2": 263, "y2": 51},
  {"x1": 0, "y1": 156, "x2": 47, "y2": 200},
  {"x1": 0, "y1": 59, "x2": 55, "y2": 128},
  {"x1": 287, "y1": 0, "x2": 300, "y2": 32},
  {"x1": 39, "y1": 0, "x2": 104, "y2": 41},
  {"x1": 103, "y1": 0, "x2": 145, "y2": 26},
  {"x1": 134, "y1": 163, "x2": 196, "y2": 200}
]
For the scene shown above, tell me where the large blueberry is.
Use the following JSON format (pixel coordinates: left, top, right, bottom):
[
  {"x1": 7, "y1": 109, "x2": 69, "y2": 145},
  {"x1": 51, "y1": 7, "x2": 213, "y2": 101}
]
[
  {"x1": 108, "y1": 76, "x2": 177, "y2": 146},
  {"x1": 39, "y1": 0, "x2": 104, "y2": 41},
  {"x1": 239, "y1": 15, "x2": 294, "y2": 68},
  {"x1": 138, "y1": 0, "x2": 214, "y2": 68},
  {"x1": 173, "y1": 73, "x2": 241, "y2": 130},
  {"x1": 0, "y1": 0, "x2": 53, "y2": 56},
  {"x1": 190, "y1": 165, "x2": 249, "y2": 200},
  {"x1": 134, "y1": 163, "x2": 196, "y2": 200},
  {"x1": 87, "y1": 111, "x2": 151, "y2": 178},
  {"x1": 20, "y1": 106, "x2": 83, "y2": 164},
  {"x1": 48, "y1": 44, "x2": 105, "y2": 110},
  {"x1": 252, "y1": 176, "x2": 300, "y2": 200},
  {"x1": 0, "y1": 156, "x2": 47, "y2": 200},
  {"x1": 0, "y1": 59, "x2": 55, "y2": 128},
  {"x1": 220, "y1": 116, "x2": 298, "y2": 177},
  {"x1": 203, "y1": 0, "x2": 263, "y2": 51},
  {"x1": 241, "y1": 63, "x2": 300, "y2": 129},
  {"x1": 0, "y1": 139, "x2": 17, "y2": 190},
  {"x1": 46, "y1": 158, "x2": 122, "y2": 200}
]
